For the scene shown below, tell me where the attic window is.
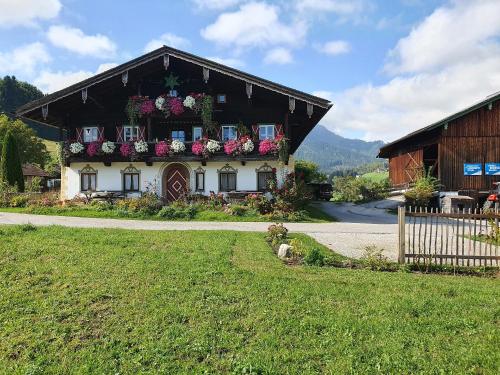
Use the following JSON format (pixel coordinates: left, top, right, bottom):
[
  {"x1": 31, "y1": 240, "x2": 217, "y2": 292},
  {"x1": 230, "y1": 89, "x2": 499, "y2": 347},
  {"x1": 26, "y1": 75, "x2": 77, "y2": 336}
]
[{"x1": 217, "y1": 94, "x2": 226, "y2": 104}]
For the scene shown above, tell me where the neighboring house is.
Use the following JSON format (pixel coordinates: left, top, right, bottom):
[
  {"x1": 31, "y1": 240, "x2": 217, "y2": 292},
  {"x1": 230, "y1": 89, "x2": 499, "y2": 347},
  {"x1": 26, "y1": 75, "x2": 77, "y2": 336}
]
[
  {"x1": 378, "y1": 91, "x2": 500, "y2": 193},
  {"x1": 16, "y1": 46, "x2": 332, "y2": 201},
  {"x1": 22, "y1": 163, "x2": 51, "y2": 187}
]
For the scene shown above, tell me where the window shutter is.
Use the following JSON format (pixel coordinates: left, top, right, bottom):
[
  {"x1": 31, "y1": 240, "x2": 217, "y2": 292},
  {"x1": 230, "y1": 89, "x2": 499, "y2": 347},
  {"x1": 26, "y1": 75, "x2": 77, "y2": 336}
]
[
  {"x1": 98, "y1": 127, "x2": 105, "y2": 141},
  {"x1": 274, "y1": 124, "x2": 284, "y2": 136},
  {"x1": 217, "y1": 126, "x2": 222, "y2": 141},
  {"x1": 138, "y1": 126, "x2": 146, "y2": 141},
  {"x1": 116, "y1": 126, "x2": 124, "y2": 143},
  {"x1": 76, "y1": 128, "x2": 83, "y2": 143},
  {"x1": 252, "y1": 124, "x2": 259, "y2": 140}
]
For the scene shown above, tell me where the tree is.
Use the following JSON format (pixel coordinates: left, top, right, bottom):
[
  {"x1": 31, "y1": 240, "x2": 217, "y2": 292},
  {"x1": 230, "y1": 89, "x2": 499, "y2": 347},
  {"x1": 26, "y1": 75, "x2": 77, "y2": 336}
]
[
  {"x1": 0, "y1": 76, "x2": 43, "y2": 113},
  {"x1": 0, "y1": 115, "x2": 49, "y2": 167},
  {"x1": 294, "y1": 160, "x2": 327, "y2": 183},
  {"x1": 0, "y1": 130, "x2": 24, "y2": 192}
]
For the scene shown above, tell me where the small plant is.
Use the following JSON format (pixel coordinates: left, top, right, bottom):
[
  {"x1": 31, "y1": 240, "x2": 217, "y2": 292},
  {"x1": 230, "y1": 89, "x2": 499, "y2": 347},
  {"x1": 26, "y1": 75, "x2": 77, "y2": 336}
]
[
  {"x1": 26, "y1": 176, "x2": 42, "y2": 193},
  {"x1": 404, "y1": 167, "x2": 439, "y2": 207},
  {"x1": 266, "y1": 223, "x2": 288, "y2": 249},
  {"x1": 19, "y1": 223, "x2": 37, "y2": 232},
  {"x1": 9, "y1": 194, "x2": 30, "y2": 207},
  {"x1": 360, "y1": 245, "x2": 398, "y2": 271},
  {"x1": 304, "y1": 248, "x2": 325, "y2": 266},
  {"x1": 288, "y1": 238, "x2": 305, "y2": 259}
]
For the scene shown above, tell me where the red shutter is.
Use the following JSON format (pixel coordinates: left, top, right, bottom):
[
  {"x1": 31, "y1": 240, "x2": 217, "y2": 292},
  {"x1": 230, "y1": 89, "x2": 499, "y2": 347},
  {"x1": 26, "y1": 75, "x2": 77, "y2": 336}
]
[
  {"x1": 138, "y1": 126, "x2": 146, "y2": 141},
  {"x1": 76, "y1": 128, "x2": 83, "y2": 143},
  {"x1": 98, "y1": 127, "x2": 105, "y2": 141},
  {"x1": 252, "y1": 124, "x2": 259, "y2": 140},
  {"x1": 275, "y1": 124, "x2": 284, "y2": 137},
  {"x1": 116, "y1": 126, "x2": 124, "y2": 143}
]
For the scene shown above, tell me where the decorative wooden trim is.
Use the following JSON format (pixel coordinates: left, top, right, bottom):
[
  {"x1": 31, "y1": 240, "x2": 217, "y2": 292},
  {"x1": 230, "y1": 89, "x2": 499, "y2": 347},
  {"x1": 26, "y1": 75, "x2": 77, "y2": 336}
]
[
  {"x1": 78, "y1": 164, "x2": 98, "y2": 191},
  {"x1": 120, "y1": 164, "x2": 141, "y2": 192}
]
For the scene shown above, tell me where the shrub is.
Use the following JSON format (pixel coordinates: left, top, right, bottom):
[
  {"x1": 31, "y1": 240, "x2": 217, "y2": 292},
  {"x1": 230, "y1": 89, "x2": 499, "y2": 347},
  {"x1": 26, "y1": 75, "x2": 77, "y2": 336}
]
[
  {"x1": 26, "y1": 176, "x2": 43, "y2": 193},
  {"x1": 331, "y1": 176, "x2": 389, "y2": 203},
  {"x1": 404, "y1": 170, "x2": 439, "y2": 207},
  {"x1": 266, "y1": 223, "x2": 288, "y2": 249},
  {"x1": 360, "y1": 245, "x2": 398, "y2": 271},
  {"x1": 269, "y1": 172, "x2": 311, "y2": 211},
  {"x1": 28, "y1": 192, "x2": 59, "y2": 208},
  {"x1": 157, "y1": 205, "x2": 196, "y2": 219},
  {"x1": 0, "y1": 130, "x2": 24, "y2": 192},
  {"x1": 9, "y1": 194, "x2": 30, "y2": 207},
  {"x1": 288, "y1": 238, "x2": 305, "y2": 259},
  {"x1": 224, "y1": 204, "x2": 248, "y2": 216},
  {"x1": 245, "y1": 194, "x2": 272, "y2": 214},
  {"x1": 304, "y1": 248, "x2": 325, "y2": 266}
]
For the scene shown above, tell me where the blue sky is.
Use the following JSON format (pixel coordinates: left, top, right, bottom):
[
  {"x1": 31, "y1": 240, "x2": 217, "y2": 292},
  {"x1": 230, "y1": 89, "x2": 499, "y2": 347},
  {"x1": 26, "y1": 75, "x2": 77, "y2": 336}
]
[{"x1": 1, "y1": 0, "x2": 499, "y2": 142}]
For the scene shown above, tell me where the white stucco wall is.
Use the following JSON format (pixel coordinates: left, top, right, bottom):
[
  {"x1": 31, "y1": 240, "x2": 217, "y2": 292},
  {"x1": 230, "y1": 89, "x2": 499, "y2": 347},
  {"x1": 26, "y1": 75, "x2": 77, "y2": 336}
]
[{"x1": 62, "y1": 158, "x2": 293, "y2": 200}]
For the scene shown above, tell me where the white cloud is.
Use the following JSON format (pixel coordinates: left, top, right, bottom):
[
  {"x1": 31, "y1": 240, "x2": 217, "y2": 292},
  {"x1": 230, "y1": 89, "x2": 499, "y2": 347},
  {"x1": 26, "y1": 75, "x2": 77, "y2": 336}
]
[
  {"x1": 0, "y1": 0, "x2": 61, "y2": 28},
  {"x1": 206, "y1": 56, "x2": 245, "y2": 68},
  {"x1": 264, "y1": 48, "x2": 293, "y2": 64},
  {"x1": 201, "y1": 2, "x2": 306, "y2": 50},
  {"x1": 315, "y1": 40, "x2": 351, "y2": 55},
  {"x1": 385, "y1": 0, "x2": 500, "y2": 74},
  {"x1": 0, "y1": 42, "x2": 51, "y2": 76},
  {"x1": 143, "y1": 33, "x2": 190, "y2": 53},
  {"x1": 35, "y1": 63, "x2": 118, "y2": 93},
  {"x1": 47, "y1": 25, "x2": 117, "y2": 58},
  {"x1": 192, "y1": 0, "x2": 241, "y2": 10},
  {"x1": 316, "y1": 1, "x2": 500, "y2": 142},
  {"x1": 295, "y1": 0, "x2": 368, "y2": 15}
]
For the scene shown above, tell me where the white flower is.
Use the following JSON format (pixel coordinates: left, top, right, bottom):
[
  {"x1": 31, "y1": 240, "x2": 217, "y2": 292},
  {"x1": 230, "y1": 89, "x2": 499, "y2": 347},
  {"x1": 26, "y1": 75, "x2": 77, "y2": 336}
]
[
  {"x1": 134, "y1": 140, "x2": 149, "y2": 153},
  {"x1": 242, "y1": 139, "x2": 254, "y2": 153},
  {"x1": 206, "y1": 139, "x2": 221, "y2": 153},
  {"x1": 183, "y1": 95, "x2": 196, "y2": 109},
  {"x1": 155, "y1": 96, "x2": 165, "y2": 110},
  {"x1": 69, "y1": 142, "x2": 84, "y2": 154},
  {"x1": 170, "y1": 140, "x2": 186, "y2": 153},
  {"x1": 101, "y1": 141, "x2": 116, "y2": 154}
]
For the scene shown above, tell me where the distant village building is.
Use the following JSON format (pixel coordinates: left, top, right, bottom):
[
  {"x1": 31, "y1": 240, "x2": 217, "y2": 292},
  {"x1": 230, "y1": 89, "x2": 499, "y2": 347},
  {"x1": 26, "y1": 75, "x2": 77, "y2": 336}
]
[
  {"x1": 379, "y1": 92, "x2": 500, "y2": 194},
  {"x1": 16, "y1": 46, "x2": 331, "y2": 200},
  {"x1": 22, "y1": 163, "x2": 51, "y2": 187}
]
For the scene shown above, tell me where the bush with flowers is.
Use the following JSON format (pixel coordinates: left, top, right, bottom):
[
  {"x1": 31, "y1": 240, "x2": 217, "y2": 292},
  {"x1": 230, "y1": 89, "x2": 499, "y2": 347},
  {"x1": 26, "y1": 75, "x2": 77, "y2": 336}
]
[
  {"x1": 101, "y1": 141, "x2": 115, "y2": 154},
  {"x1": 170, "y1": 139, "x2": 186, "y2": 154},
  {"x1": 69, "y1": 142, "x2": 84, "y2": 154},
  {"x1": 268, "y1": 172, "x2": 310, "y2": 211},
  {"x1": 155, "y1": 141, "x2": 170, "y2": 157},
  {"x1": 86, "y1": 141, "x2": 102, "y2": 157},
  {"x1": 134, "y1": 140, "x2": 148, "y2": 153},
  {"x1": 120, "y1": 142, "x2": 135, "y2": 158}
]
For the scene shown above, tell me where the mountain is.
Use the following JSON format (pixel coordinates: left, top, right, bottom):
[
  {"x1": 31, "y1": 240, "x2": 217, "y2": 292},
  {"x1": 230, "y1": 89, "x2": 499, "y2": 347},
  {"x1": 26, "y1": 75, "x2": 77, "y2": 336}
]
[{"x1": 294, "y1": 125, "x2": 385, "y2": 172}]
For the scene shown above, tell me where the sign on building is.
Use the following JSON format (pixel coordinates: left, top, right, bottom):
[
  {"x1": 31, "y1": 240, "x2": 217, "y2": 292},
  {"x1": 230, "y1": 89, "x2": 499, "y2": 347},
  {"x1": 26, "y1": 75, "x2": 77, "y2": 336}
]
[
  {"x1": 485, "y1": 163, "x2": 500, "y2": 176},
  {"x1": 463, "y1": 163, "x2": 482, "y2": 176}
]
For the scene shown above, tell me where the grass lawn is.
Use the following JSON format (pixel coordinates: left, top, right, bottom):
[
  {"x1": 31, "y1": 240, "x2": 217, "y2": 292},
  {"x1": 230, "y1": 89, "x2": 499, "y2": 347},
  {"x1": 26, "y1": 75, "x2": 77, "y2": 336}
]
[
  {"x1": 0, "y1": 204, "x2": 336, "y2": 223},
  {"x1": 361, "y1": 171, "x2": 389, "y2": 182},
  {"x1": 0, "y1": 226, "x2": 498, "y2": 374}
]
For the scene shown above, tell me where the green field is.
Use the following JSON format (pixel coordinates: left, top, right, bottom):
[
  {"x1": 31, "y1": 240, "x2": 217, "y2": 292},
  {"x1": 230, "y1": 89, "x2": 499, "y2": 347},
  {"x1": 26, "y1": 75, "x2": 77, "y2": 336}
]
[
  {"x1": 361, "y1": 171, "x2": 389, "y2": 182},
  {"x1": 0, "y1": 225, "x2": 498, "y2": 374}
]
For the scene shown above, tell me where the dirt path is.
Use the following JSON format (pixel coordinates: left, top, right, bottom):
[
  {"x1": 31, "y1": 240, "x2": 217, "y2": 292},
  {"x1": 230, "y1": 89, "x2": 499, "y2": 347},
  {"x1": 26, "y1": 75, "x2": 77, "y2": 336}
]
[{"x1": 0, "y1": 212, "x2": 398, "y2": 260}]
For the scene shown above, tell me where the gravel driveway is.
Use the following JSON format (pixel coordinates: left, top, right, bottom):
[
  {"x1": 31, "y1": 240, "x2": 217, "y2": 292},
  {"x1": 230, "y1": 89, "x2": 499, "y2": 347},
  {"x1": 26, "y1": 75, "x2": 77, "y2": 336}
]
[{"x1": 0, "y1": 210, "x2": 398, "y2": 260}]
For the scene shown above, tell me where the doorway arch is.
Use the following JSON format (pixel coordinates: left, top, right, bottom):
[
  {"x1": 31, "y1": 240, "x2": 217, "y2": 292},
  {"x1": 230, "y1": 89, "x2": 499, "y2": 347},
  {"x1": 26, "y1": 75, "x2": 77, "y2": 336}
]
[{"x1": 162, "y1": 163, "x2": 190, "y2": 202}]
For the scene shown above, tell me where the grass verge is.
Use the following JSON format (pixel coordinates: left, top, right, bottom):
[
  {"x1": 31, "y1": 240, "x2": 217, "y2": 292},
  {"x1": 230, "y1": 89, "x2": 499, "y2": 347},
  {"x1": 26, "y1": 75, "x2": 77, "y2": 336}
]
[{"x1": 0, "y1": 225, "x2": 498, "y2": 373}]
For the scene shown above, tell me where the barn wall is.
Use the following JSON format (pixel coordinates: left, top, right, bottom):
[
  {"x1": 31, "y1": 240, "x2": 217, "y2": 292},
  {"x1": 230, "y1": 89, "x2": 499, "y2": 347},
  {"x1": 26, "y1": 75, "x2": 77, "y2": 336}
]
[
  {"x1": 389, "y1": 150, "x2": 423, "y2": 186},
  {"x1": 439, "y1": 100, "x2": 500, "y2": 191}
]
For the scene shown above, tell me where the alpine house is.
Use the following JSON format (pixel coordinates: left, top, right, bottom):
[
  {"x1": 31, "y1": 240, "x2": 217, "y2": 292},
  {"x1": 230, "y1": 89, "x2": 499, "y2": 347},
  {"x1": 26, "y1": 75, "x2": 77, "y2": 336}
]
[{"x1": 17, "y1": 46, "x2": 332, "y2": 201}]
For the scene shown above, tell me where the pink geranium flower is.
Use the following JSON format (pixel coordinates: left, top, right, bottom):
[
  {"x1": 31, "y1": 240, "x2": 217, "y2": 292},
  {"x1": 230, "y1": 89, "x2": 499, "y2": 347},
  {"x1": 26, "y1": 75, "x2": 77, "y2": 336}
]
[
  {"x1": 169, "y1": 97, "x2": 184, "y2": 116},
  {"x1": 258, "y1": 139, "x2": 277, "y2": 155},
  {"x1": 191, "y1": 140, "x2": 204, "y2": 156},
  {"x1": 224, "y1": 139, "x2": 240, "y2": 156},
  {"x1": 86, "y1": 141, "x2": 102, "y2": 157},
  {"x1": 155, "y1": 141, "x2": 170, "y2": 157},
  {"x1": 120, "y1": 142, "x2": 134, "y2": 157}
]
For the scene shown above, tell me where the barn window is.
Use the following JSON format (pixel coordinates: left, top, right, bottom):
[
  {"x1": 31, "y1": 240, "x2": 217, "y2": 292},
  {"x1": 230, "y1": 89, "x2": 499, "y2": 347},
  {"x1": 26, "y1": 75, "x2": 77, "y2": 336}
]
[
  {"x1": 258, "y1": 124, "x2": 275, "y2": 140},
  {"x1": 171, "y1": 130, "x2": 185, "y2": 142},
  {"x1": 221, "y1": 125, "x2": 237, "y2": 141},
  {"x1": 123, "y1": 125, "x2": 139, "y2": 141},
  {"x1": 83, "y1": 126, "x2": 99, "y2": 143},
  {"x1": 217, "y1": 94, "x2": 227, "y2": 103}
]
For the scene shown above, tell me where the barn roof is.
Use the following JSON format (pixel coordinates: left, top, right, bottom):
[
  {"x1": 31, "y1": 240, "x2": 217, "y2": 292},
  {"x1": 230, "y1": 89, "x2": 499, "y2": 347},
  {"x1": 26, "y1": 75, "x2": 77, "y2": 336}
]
[
  {"x1": 378, "y1": 91, "x2": 500, "y2": 158},
  {"x1": 22, "y1": 164, "x2": 51, "y2": 178},
  {"x1": 17, "y1": 45, "x2": 332, "y2": 117}
]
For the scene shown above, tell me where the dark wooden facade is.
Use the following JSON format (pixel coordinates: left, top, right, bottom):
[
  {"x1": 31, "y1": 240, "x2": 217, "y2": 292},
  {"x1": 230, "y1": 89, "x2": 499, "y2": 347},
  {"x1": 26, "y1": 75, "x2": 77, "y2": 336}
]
[{"x1": 380, "y1": 93, "x2": 500, "y2": 191}]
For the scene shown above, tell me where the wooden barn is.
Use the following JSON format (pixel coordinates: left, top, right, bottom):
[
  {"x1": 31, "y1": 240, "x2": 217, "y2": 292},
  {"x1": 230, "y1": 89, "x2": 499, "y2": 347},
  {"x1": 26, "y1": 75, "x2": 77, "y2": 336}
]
[{"x1": 378, "y1": 91, "x2": 500, "y2": 193}]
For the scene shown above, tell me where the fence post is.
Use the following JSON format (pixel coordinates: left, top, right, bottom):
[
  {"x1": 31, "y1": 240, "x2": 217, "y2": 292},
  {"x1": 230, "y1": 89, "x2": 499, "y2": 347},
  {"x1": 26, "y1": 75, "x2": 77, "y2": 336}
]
[{"x1": 398, "y1": 206, "x2": 406, "y2": 264}]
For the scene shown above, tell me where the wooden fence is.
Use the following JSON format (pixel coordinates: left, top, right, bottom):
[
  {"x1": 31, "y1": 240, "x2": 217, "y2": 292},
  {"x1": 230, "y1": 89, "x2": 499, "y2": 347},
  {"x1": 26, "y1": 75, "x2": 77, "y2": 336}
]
[{"x1": 398, "y1": 206, "x2": 500, "y2": 267}]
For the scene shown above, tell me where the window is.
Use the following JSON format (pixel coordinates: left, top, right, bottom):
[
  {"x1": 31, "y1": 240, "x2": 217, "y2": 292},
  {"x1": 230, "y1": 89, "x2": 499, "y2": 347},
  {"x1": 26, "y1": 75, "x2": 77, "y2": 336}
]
[
  {"x1": 123, "y1": 125, "x2": 139, "y2": 142},
  {"x1": 122, "y1": 165, "x2": 140, "y2": 192},
  {"x1": 171, "y1": 130, "x2": 185, "y2": 142},
  {"x1": 80, "y1": 165, "x2": 97, "y2": 191},
  {"x1": 217, "y1": 94, "x2": 226, "y2": 103},
  {"x1": 193, "y1": 127, "x2": 203, "y2": 141},
  {"x1": 256, "y1": 164, "x2": 275, "y2": 191},
  {"x1": 259, "y1": 124, "x2": 275, "y2": 140},
  {"x1": 221, "y1": 125, "x2": 237, "y2": 141},
  {"x1": 218, "y1": 164, "x2": 237, "y2": 192},
  {"x1": 83, "y1": 127, "x2": 98, "y2": 143},
  {"x1": 195, "y1": 167, "x2": 205, "y2": 191}
]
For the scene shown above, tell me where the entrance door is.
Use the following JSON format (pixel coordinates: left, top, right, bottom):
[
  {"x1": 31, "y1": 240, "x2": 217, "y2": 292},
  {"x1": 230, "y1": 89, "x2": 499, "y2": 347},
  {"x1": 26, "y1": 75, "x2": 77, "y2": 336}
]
[{"x1": 164, "y1": 164, "x2": 189, "y2": 201}]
